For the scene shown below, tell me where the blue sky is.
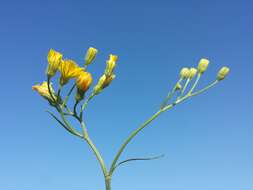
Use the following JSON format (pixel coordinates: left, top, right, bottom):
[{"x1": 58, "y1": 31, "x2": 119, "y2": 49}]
[{"x1": 0, "y1": 0, "x2": 252, "y2": 190}]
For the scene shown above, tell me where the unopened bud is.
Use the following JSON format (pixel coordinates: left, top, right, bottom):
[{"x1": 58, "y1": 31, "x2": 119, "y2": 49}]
[
  {"x1": 85, "y1": 47, "x2": 98, "y2": 66},
  {"x1": 180, "y1": 67, "x2": 190, "y2": 79},
  {"x1": 175, "y1": 82, "x2": 182, "y2": 90},
  {"x1": 197, "y1": 58, "x2": 209, "y2": 74},
  {"x1": 105, "y1": 54, "x2": 118, "y2": 76},
  {"x1": 189, "y1": 68, "x2": 197, "y2": 79},
  {"x1": 217, "y1": 66, "x2": 230, "y2": 81},
  {"x1": 93, "y1": 75, "x2": 107, "y2": 94}
]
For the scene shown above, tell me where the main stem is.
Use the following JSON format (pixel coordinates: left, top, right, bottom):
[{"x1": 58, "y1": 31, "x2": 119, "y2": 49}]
[{"x1": 105, "y1": 176, "x2": 111, "y2": 190}]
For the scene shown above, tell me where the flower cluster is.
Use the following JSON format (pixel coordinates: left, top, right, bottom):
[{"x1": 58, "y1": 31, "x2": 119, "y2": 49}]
[{"x1": 32, "y1": 47, "x2": 118, "y2": 104}]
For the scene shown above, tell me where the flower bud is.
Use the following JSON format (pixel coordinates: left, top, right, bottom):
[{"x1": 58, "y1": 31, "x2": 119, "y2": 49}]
[
  {"x1": 175, "y1": 82, "x2": 182, "y2": 90},
  {"x1": 105, "y1": 54, "x2": 118, "y2": 76},
  {"x1": 189, "y1": 68, "x2": 197, "y2": 79},
  {"x1": 217, "y1": 66, "x2": 230, "y2": 81},
  {"x1": 46, "y1": 49, "x2": 62, "y2": 77},
  {"x1": 197, "y1": 58, "x2": 209, "y2": 74},
  {"x1": 180, "y1": 67, "x2": 190, "y2": 79},
  {"x1": 85, "y1": 47, "x2": 98, "y2": 66},
  {"x1": 93, "y1": 75, "x2": 107, "y2": 94}
]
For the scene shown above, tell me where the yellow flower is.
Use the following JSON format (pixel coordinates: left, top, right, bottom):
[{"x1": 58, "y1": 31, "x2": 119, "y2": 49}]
[
  {"x1": 76, "y1": 71, "x2": 93, "y2": 93},
  {"x1": 217, "y1": 66, "x2": 230, "y2": 81},
  {"x1": 47, "y1": 49, "x2": 63, "y2": 77},
  {"x1": 189, "y1": 68, "x2": 197, "y2": 79},
  {"x1": 197, "y1": 58, "x2": 209, "y2": 74},
  {"x1": 32, "y1": 81, "x2": 56, "y2": 102},
  {"x1": 180, "y1": 67, "x2": 190, "y2": 79},
  {"x1": 59, "y1": 60, "x2": 83, "y2": 85},
  {"x1": 85, "y1": 47, "x2": 98, "y2": 66},
  {"x1": 105, "y1": 54, "x2": 118, "y2": 76}
]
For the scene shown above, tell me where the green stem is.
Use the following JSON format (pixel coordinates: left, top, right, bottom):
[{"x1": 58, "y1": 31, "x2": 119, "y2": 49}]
[
  {"x1": 161, "y1": 78, "x2": 182, "y2": 108},
  {"x1": 105, "y1": 176, "x2": 111, "y2": 190},
  {"x1": 179, "y1": 78, "x2": 190, "y2": 98},
  {"x1": 109, "y1": 109, "x2": 164, "y2": 175},
  {"x1": 80, "y1": 121, "x2": 108, "y2": 178},
  {"x1": 47, "y1": 76, "x2": 57, "y2": 104},
  {"x1": 188, "y1": 73, "x2": 201, "y2": 95},
  {"x1": 80, "y1": 94, "x2": 95, "y2": 118},
  {"x1": 62, "y1": 84, "x2": 76, "y2": 107},
  {"x1": 59, "y1": 107, "x2": 83, "y2": 138},
  {"x1": 191, "y1": 80, "x2": 218, "y2": 97},
  {"x1": 57, "y1": 85, "x2": 62, "y2": 102}
]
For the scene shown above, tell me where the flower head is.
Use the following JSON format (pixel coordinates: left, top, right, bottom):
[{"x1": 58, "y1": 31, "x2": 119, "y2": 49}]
[
  {"x1": 197, "y1": 58, "x2": 209, "y2": 74},
  {"x1": 32, "y1": 81, "x2": 56, "y2": 102},
  {"x1": 217, "y1": 66, "x2": 230, "y2": 81},
  {"x1": 105, "y1": 54, "x2": 118, "y2": 76},
  {"x1": 59, "y1": 60, "x2": 83, "y2": 85},
  {"x1": 180, "y1": 67, "x2": 190, "y2": 79},
  {"x1": 76, "y1": 71, "x2": 93, "y2": 93},
  {"x1": 47, "y1": 49, "x2": 62, "y2": 77},
  {"x1": 85, "y1": 47, "x2": 98, "y2": 66}
]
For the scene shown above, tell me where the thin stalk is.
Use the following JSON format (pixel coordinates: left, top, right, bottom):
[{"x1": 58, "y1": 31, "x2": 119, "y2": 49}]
[
  {"x1": 188, "y1": 73, "x2": 201, "y2": 95},
  {"x1": 47, "y1": 76, "x2": 57, "y2": 104},
  {"x1": 58, "y1": 107, "x2": 83, "y2": 138},
  {"x1": 161, "y1": 78, "x2": 182, "y2": 108},
  {"x1": 109, "y1": 109, "x2": 164, "y2": 175},
  {"x1": 62, "y1": 84, "x2": 76, "y2": 107},
  {"x1": 80, "y1": 121, "x2": 108, "y2": 178},
  {"x1": 57, "y1": 85, "x2": 62, "y2": 102},
  {"x1": 179, "y1": 78, "x2": 190, "y2": 98},
  {"x1": 80, "y1": 94, "x2": 95, "y2": 118},
  {"x1": 191, "y1": 80, "x2": 218, "y2": 97}
]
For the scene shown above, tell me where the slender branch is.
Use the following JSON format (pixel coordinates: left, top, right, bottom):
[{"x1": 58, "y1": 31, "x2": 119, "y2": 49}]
[
  {"x1": 80, "y1": 94, "x2": 95, "y2": 119},
  {"x1": 109, "y1": 79, "x2": 217, "y2": 176},
  {"x1": 160, "y1": 78, "x2": 182, "y2": 109},
  {"x1": 47, "y1": 76, "x2": 57, "y2": 105},
  {"x1": 179, "y1": 78, "x2": 190, "y2": 98},
  {"x1": 109, "y1": 109, "x2": 164, "y2": 175},
  {"x1": 80, "y1": 121, "x2": 108, "y2": 178},
  {"x1": 73, "y1": 100, "x2": 79, "y2": 116},
  {"x1": 190, "y1": 80, "x2": 218, "y2": 97},
  {"x1": 57, "y1": 85, "x2": 62, "y2": 102},
  {"x1": 62, "y1": 84, "x2": 76, "y2": 107},
  {"x1": 188, "y1": 73, "x2": 201, "y2": 95},
  {"x1": 58, "y1": 107, "x2": 83, "y2": 138}
]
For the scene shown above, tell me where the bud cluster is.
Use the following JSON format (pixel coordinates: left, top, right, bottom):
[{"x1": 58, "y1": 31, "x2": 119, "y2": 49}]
[{"x1": 161, "y1": 58, "x2": 230, "y2": 108}]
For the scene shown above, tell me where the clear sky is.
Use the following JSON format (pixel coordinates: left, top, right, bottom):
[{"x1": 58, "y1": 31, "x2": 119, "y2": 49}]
[{"x1": 0, "y1": 0, "x2": 252, "y2": 190}]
